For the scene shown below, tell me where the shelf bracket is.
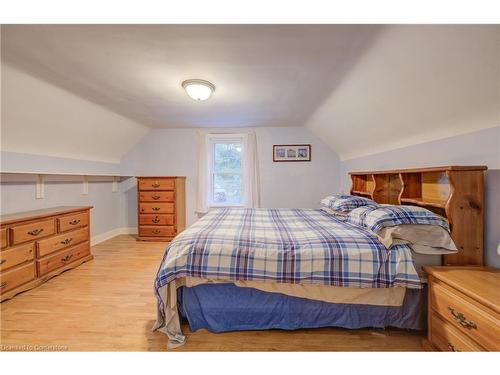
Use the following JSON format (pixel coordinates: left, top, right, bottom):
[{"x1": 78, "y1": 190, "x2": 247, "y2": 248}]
[
  {"x1": 112, "y1": 176, "x2": 118, "y2": 193},
  {"x1": 82, "y1": 175, "x2": 89, "y2": 195},
  {"x1": 36, "y1": 174, "x2": 45, "y2": 199}
]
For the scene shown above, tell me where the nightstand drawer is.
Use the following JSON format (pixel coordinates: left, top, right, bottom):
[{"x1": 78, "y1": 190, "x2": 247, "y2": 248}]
[
  {"x1": 430, "y1": 281, "x2": 500, "y2": 350},
  {"x1": 430, "y1": 313, "x2": 484, "y2": 352}
]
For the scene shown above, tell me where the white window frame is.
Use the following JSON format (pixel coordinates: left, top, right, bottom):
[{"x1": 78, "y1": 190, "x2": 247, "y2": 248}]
[{"x1": 207, "y1": 133, "x2": 248, "y2": 208}]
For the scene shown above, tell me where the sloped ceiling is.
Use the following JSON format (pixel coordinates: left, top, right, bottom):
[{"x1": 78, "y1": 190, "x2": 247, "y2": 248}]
[
  {"x1": 2, "y1": 25, "x2": 499, "y2": 162},
  {"x1": 1, "y1": 24, "x2": 381, "y2": 129},
  {"x1": 306, "y1": 25, "x2": 500, "y2": 160}
]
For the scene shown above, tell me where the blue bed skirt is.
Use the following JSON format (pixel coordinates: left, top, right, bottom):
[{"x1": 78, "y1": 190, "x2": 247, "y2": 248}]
[{"x1": 177, "y1": 283, "x2": 426, "y2": 333}]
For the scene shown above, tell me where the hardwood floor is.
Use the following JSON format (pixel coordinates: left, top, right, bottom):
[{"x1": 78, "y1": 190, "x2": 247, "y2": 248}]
[{"x1": 0, "y1": 235, "x2": 425, "y2": 351}]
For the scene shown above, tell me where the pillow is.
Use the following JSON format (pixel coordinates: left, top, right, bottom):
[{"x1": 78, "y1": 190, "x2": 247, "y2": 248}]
[
  {"x1": 377, "y1": 225, "x2": 457, "y2": 253},
  {"x1": 347, "y1": 204, "x2": 450, "y2": 232},
  {"x1": 347, "y1": 205, "x2": 456, "y2": 252},
  {"x1": 320, "y1": 194, "x2": 377, "y2": 213},
  {"x1": 320, "y1": 206, "x2": 348, "y2": 220}
]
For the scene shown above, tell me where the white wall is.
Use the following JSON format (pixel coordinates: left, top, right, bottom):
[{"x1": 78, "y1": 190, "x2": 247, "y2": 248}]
[
  {"x1": 1, "y1": 63, "x2": 149, "y2": 163},
  {"x1": 0, "y1": 179, "x2": 128, "y2": 242},
  {"x1": 307, "y1": 25, "x2": 500, "y2": 160},
  {"x1": 121, "y1": 127, "x2": 341, "y2": 226}
]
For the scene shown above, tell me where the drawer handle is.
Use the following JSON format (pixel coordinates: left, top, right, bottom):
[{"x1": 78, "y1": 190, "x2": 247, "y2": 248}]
[
  {"x1": 448, "y1": 307, "x2": 477, "y2": 329},
  {"x1": 0, "y1": 282, "x2": 6, "y2": 289},
  {"x1": 61, "y1": 238, "x2": 73, "y2": 245},
  {"x1": 152, "y1": 207, "x2": 161, "y2": 212},
  {"x1": 0, "y1": 259, "x2": 6, "y2": 265},
  {"x1": 152, "y1": 195, "x2": 161, "y2": 200},
  {"x1": 28, "y1": 228, "x2": 44, "y2": 236},
  {"x1": 152, "y1": 217, "x2": 161, "y2": 224},
  {"x1": 69, "y1": 219, "x2": 81, "y2": 226},
  {"x1": 61, "y1": 254, "x2": 73, "y2": 262},
  {"x1": 152, "y1": 229, "x2": 161, "y2": 234},
  {"x1": 447, "y1": 343, "x2": 460, "y2": 352},
  {"x1": 152, "y1": 183, "x2": 161, "y2": 188}
]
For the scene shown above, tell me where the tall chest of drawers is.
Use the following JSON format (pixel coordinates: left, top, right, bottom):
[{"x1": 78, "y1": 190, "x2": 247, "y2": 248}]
[
  {"x1": 423, "y1": 266, "x2": 500, "y2": 351},
  {"x1": 0, "y1": 206, "x2": 93, "y2": 301},
  {"x1": 136, "y1": 177, "x2": 186, "y2": 241}
]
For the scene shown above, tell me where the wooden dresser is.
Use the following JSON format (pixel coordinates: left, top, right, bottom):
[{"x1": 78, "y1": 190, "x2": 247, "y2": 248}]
[
  {"x1": 0, "y1": 206, "x2": 93, "y2": 301},
  {"x1": 423, "y1": 266, "x2": 500, "y2": 351},
  {"x1": 350, "y1": 166, "x2": 487, "y2": 266},
  {"x1": 136, "y1": 176, "x2": 186, "y2": 241}
]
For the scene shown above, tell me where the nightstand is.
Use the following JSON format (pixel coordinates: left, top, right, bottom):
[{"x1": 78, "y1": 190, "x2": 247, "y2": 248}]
[{"x1": 422, "y1": 266, "x2": 500, "y2": 351}]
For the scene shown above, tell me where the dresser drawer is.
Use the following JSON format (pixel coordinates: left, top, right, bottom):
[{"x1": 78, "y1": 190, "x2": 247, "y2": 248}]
[
  {"x1": 0, "y1": 243, "x2": 34, "y2": 272},
  {"x1": 139, "y1": 203, "x2": 174, "y2": 214},
  {"x1": 0, "y1": 262, "x2": 36, "y2": 293},
  {"x1": 430, "y1": 281, "x2": 500, "y2": 350},
  {"x1": 37, "y1": 241, "x2": 90, "y2": 276},
  {"x1": 37, "y1": 227, "x2": 89, "y2": 258},
  {"x1": 10, "y1": 219, "x2": 55, "y2": 245},
  {"x1": 139, "y1": 191, "x2": 175, "y2": 202},
  {"x1": 58, "y1": 212, "x2": 89, "y2": 232},
  {"x1": 430, "y1": 313, "x2": 484, "y2": 351},
  {"x1": 1, "y1": 227, "x2": 7, "y2": 249},
  {"x1": 139, "y1": 214, "x2": 174, "y2": 226},
  {"x1": 139, "y1": 226, "x2": 175, "y2": 237},
  {"x1": 138, "y1": 178, "x2": 174, "y2": 191}
]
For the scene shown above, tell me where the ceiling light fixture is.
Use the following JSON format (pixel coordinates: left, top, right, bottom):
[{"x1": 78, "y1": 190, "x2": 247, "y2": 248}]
[{"x1": 182, "y1": 79, "x2": 215, "y2": 101}]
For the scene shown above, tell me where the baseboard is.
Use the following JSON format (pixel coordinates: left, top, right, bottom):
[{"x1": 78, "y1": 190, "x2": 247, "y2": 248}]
[{"x1": 91, "y1": 227, "x2": 138, "y2": 246}]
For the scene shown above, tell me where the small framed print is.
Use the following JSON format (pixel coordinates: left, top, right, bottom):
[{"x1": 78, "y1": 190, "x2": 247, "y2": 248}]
[{"x1": 273, "y1": 144, "x2": 311, "y2": 162}]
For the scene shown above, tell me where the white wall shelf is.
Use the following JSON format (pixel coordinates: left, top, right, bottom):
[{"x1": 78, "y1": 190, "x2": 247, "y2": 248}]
[{"x1": 0, "y1": 171, "x2": 134, "y2": 198}]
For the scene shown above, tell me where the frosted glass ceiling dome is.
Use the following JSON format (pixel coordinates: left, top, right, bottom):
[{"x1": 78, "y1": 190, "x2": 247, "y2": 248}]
[{"x1": 182, "y1": 79, "x2": 215, "y2": 101}]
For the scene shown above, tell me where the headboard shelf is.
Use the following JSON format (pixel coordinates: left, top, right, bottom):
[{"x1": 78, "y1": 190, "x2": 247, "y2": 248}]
[{"x1": 349, "y1": 166, "x2": 487, "y2": 266}]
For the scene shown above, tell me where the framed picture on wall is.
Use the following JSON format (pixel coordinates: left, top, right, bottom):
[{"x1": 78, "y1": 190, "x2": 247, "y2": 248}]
[{"x1": 273, "y1": 144, "x2": 311, "y2": 162}]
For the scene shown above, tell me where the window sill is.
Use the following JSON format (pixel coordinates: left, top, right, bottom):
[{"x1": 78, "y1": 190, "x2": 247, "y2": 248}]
[{"x1": 208, "y1": 204, "x2": 245, "y2": 209}]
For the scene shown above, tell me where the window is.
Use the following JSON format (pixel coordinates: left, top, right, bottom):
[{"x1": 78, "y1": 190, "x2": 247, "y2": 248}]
[{"x1": 208, "y1": 134, "x2": 246, "y2": 207}]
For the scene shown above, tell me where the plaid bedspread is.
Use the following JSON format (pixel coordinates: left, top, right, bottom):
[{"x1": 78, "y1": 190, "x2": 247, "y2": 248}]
[{"x1": 154, "y1": 208, "x2": 421, "y2": 293}]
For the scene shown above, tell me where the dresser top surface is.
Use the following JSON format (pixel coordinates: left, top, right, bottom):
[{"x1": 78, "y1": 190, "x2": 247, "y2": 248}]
[
  {"x1": 424, "y1": 266, "x2": 500, "y2": 313},
  {"x1": 1, "y1": 206, "x2": 93, "y2": 226}
]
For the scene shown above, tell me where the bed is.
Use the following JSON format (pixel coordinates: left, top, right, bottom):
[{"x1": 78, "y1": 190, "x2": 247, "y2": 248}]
[{"x1": 153, "y1": 207, "x2": 425, "y2": 348}]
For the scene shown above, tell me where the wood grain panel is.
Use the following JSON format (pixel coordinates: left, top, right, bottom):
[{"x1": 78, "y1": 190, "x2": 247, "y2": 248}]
[
  {"x1": 58, "y1": 212, "x2": 89, "y2": 232},
  {"x1": 1, "y1": 228, "x2": 7, "y2": 249},
  {"x1": 430, "y1": 313, "x2": 483, "y2": 351},
  {"x1": 139, "y1": 214, "x2": 174, "y2": 226},
  {"x1": 138, "y1": 226, "x2": 175, "y2": 237},
  {"x1": 0, "y1": 243, "x2": 34, "y2": 272},
  {"x1": 430, "y1": 281, "x2": 499, "y2": 350},
  {"x1": 139, "y1": 203, "x2": 174, "y2": 214},
  {"x1": 37, "y1": 227, "x2": 89, "y2": 258},
  {"x1": 138, "y1": 191, "x2": 174, "y2": 202},
  {"x1": 0, "y1": 263, "x2": 35, "y2": 293},
  {"x1": 37, "y1": 242, "x2": 90, "y2": 276},
  {"x1": 10, "y1": 219, "x2": 55, "y2": 245},
  {"x1": 138, "y1": 179, "x2": 175, "y2": 191}
]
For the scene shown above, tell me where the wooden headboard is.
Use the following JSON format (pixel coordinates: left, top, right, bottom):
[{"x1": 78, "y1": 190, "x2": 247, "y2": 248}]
[{"x1": 349, "y1": 166, "x2": 487, "y2": 266}]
